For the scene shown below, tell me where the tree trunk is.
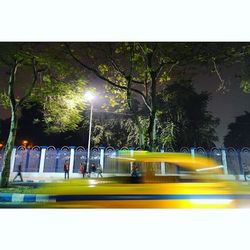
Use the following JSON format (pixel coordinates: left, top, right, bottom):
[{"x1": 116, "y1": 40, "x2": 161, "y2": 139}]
[
  {"x1": 126, "y1": 50, "x2": 146, "y2": 149},
  {"x1": 148, "y1": 68, "x2": 157, "y2": 151},
  {"x1": 0, "y1": 59, "x2": 38, "y2": 188},
  {"x1": 134, "y1": 115, "x2": 145, "y2": 149},
  {"x1": 1, "y1": 111, "x2": 18, "y2": 188},
  {"x1": 1, "y1": 61, "x2": 19, "y2": 188},
  {"x1": 148, "y1": 111, "x2": 157, "y2": 151}
]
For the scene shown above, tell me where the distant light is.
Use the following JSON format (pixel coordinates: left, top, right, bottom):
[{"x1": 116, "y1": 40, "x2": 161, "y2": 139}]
[{"x1": 84, "y1": 91, "x2": 95, "y2": 102}]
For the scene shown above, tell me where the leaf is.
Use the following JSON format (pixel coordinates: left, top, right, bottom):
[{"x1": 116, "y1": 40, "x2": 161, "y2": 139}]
[
  {"x1": 240, "y1": 80, "x2": 250, "y2": 93},
  {"x1": 0, "y1": 92, "x2": 10, "y2": 109},
  {"x1": 98, "y1": 64, "x2": 109, "y2": 75}
]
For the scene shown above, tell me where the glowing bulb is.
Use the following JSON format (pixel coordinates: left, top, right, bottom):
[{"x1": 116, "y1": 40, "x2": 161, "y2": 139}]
[
  {"x1": 22, "y1": 140, "x2": 28, "y2": 146},
  {"x1": 84, "y1": 92, "x2": 95, "y2": 102}
]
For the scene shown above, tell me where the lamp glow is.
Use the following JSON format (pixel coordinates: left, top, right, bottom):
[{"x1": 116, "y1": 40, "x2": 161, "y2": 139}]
[{"x1": 84, "y1": 91, "x2": 95, "y2": 102}]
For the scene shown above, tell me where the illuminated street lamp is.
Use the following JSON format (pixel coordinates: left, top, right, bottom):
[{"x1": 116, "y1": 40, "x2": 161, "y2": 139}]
[
  {"x1": 84, "y1": 91, "x2": 95, "y2": 174},
  {"x1": 22, "y1": 140, "x2": 29, "y2": 148}
]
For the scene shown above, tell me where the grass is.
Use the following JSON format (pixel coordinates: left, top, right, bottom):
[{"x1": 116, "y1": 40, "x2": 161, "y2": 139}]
[{"x1": 0, "y1": 185, "x2": 37, "y2": 194}]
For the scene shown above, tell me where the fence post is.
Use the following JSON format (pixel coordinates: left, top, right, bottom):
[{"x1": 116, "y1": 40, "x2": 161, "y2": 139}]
[
  {"x1": 69, "y1": 146, "x2": 75, "y2": 174},
  {"x1": 25, "y1": 148, "x2": 30, "y2": 172},
  {"x1": 237, "y1": 149, "x2": 243, "y2": 175},
  {"x1": 39, "y1": 147, "x2": 47, "y2": 174},
  {"x1": 191, "y1": 147, "x2": 195, "y2": 158},
  {"x1": 160, "y1": 148, "x2": 166, "y2": 175},
  {"x1": 129, "y1": 147, "x2": 134, "y2": 172},
  {"x1": 100, "y1": 147, "x2": 105, "y2": 171},
  {"x1": 221, "y1": 149, "x2": 228, "y2": 175},
  {"x1": 10, "y1": 147, "x2": 17, "y2": 173}
]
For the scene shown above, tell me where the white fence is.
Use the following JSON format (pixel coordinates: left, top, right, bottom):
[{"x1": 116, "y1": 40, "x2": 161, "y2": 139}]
[{"x1": 0, "y1": 146, "x2": 249, "y2": 180}]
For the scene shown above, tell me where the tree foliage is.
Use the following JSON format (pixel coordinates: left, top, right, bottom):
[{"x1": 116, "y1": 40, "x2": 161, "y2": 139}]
[
  {"x1": 29, "y1": 76, "x2": 86, "y2": 133},
  {"x1": 65, "y1": 42, "x2": 233, "y2": 150},
  {"x1": 91, "y1": 117, "x2": 138, "y2": 148},
  {"x1": 157, "y1": 80, "x2": 219, "y2": 149},
  {"x1": 0, "y1": 43, "x2": 88, "y2": 187},
  {"x1": 0, "y1": 43, "x2": 88, "y2": 133},
  {"x1": 66, "y1": 42, "x2": 189, "y2": 150},
  {"x1": 224, "y1": 111, "x2": 250, "y2": 148}
]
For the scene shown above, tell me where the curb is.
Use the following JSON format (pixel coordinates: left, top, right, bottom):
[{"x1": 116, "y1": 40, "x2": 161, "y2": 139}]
[{"x1": 0, "y1": 193, "x2": 54, "y2": 203}]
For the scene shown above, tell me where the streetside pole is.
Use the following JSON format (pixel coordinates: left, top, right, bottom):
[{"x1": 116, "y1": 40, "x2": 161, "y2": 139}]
[
  {"x1": 221, "y1": 149, "x2": 228, "y2": 175},
  {"x1": 86, "y1": 102, "x2": 93, "y2": 174},
  {"x1": 160, "y1": 148, "x2": 166, "y2": 175}
]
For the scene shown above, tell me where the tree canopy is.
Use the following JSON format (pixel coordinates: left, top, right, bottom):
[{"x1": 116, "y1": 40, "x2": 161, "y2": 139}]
[
  {"x1": 224, "y1": 111, "x2": 250, "y2": 148},
  {"x1": 157, "y1": 80, "x2": 219, "y2": 149},
  {"x1": 0, "y1": 42, "x2": 88, "y2": 187}
]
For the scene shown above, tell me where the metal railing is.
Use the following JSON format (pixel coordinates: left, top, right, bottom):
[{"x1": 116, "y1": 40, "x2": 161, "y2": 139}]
[{"x1": 0, "y1": 146, "x2": 250, "y2": 175}]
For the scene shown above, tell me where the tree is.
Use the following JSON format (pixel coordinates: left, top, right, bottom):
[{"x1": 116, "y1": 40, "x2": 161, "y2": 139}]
[
  {"x1": 0, "y1": 43, "x2": 87, "y2": 187},
  {"x1": 91, "y1": 115, "x2": 138, "y2": 148},
  {"x1": 224, "y1": 111, "x2": 250, "y2": 148},
  {"x1": 1, "y1": 103, "x2": 82, "y2": 147},
  {"x1": 0, "y1": 103, "x2": 140, "y2": 149},
  {"x1": 65, "y1": 42, "x2": 191, "y2": 150},
  {"x1": 66, "y1": 42, "x2": 243, "y2": 150},
  {"x1": 183, "y1": 42, "x2": 245, "y2": 92},
  {"x1": 157, "y1": 80, "x2": 219, "y2": 149}
]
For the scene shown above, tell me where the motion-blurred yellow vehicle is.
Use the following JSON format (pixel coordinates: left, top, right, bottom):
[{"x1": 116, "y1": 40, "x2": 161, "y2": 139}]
[{"x1": 35, "y1": 152, "x2": 250, "y2": 208}]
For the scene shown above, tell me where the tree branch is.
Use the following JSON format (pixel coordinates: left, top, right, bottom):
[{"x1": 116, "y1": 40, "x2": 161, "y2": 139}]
[
  {"x1": 131, "y1": 78, "x2": 145, "y2": 84},
  {"x1": 65, "y1": 43, "x2": 149, "y2": 103},
  {"x1": 7, "y1": 60, "x2": 19, "y2": 109},
  {"x1": 156, "y1": 60, "x2": 179, "y2": 80},
  {"x1": 212, "y1": 57, "x2": 227, "y2": 91},
  {"x1": 151, "y1": 42, "x2": 158, "y2": 58},
  {"x1": 109, "y1": 56, "x2": 127, "y2": 77},
  {"x1": 18, "y1": 59, "x2": 42, "y2": 107}
]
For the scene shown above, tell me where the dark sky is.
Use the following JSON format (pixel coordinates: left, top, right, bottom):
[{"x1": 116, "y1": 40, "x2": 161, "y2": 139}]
[{"x1": 193, "y1": 65, "x2": 250, "y2": 146}]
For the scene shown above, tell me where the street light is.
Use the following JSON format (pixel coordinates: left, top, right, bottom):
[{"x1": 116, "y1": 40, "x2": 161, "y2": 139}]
[
  {"x1": 21, "y1": 140, "x2": 29, "y2": 148},
  {"x1": 84, "y1": 91, "x2": 95, "y2": 174}
]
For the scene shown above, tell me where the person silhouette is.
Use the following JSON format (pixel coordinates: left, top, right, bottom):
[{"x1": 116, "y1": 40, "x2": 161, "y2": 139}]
[
  {"x1": 79, "y1": 162, "x2": 87, "y2": 178},
  {"x1": 13, "y1": 162, "x2": 23, "y2": 182},
  {"x1": 96, "y1": 164, "x2": 103, "y2": 178},
  {"x1": 89, "y1": 163, "x2": 96, "y2": 177},
  {"x1": 64, "y1": 160, "x2": 70, "y2": 179}
]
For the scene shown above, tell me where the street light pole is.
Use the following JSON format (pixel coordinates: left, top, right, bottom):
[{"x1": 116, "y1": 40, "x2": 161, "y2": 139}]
[
  {"x1": 84, "y1": 91, "x2": 95, "y2": 174},
  {"x1": 86, "y1": 101, "x2": 93, "y2": 174}
]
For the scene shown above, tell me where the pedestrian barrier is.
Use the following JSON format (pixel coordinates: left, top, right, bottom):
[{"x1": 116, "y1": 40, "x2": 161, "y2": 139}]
[{"x1": 0, "y1": 146, "x2": 250, "y2": 178}]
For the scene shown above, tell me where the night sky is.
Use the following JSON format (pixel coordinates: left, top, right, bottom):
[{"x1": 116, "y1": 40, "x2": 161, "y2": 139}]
[{"x1": 193, "y1": 65, "x2": 250, "y2": 146}]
